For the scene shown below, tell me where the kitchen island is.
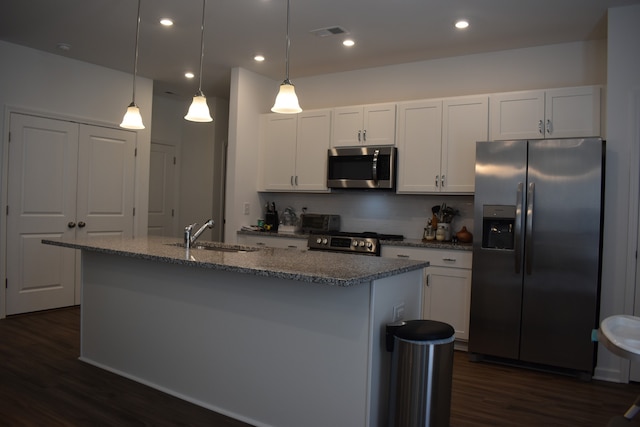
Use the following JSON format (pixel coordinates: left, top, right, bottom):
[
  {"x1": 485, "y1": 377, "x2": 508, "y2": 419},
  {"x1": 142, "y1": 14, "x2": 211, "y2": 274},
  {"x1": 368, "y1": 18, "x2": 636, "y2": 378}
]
[{"x1": 42, "y1": 236, "x2": 428, "y2": 427}]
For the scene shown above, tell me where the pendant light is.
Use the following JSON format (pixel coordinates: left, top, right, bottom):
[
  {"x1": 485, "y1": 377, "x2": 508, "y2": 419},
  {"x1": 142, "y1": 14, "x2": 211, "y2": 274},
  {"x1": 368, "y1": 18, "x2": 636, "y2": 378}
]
[
  {"x1": 120, "y1": 0, "x2": 145, "y2": 130},
  {"x1": 185, "y1": 0, "x2": 213, "y2": 122},
  {"x1": 271, "y1": 0, "x2": 302, "y2": 114}
]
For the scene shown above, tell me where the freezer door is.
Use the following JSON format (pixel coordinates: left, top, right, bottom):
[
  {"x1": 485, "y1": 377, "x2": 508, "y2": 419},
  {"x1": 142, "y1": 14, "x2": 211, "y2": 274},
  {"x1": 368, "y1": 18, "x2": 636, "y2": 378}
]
[
  {"x1": 469, "y1": 140, "x2": 527, "y2": 359},
  {"x1": 519, "y1": 138, "x2": 603, "y2": 372}
]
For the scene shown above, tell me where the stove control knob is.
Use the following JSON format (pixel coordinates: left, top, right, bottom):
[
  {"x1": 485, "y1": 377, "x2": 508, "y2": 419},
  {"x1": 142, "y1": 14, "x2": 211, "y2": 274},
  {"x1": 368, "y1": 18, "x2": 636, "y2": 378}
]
[
  {"x1": 316, "y1": 237, "x2": 323, "y2": 244},
  {"x1": 322, "y1": 238, "x2": 328, "y2": 245},
  {"x1": 366, "y1": 242, "x2": 373, "y2": 249}
]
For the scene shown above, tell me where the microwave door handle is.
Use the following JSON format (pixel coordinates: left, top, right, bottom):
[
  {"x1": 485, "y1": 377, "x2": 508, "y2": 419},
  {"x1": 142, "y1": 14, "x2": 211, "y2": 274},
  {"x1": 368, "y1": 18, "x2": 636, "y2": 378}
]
[
  {"x1": 371, "y1": 149, "x2": 380, "y2": 185},
  {"x1": 514, "y1": 182, "x2": 523, "y2": 274}
]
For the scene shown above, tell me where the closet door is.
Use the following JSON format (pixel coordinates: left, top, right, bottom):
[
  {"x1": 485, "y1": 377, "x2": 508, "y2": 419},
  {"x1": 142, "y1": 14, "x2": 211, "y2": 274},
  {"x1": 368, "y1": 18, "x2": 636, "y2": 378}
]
[
  {"x1": 6, "y1": 113, "x2": 79, "y2": 315},
  {"x1": 76, "y1": 124, "x2": 135, "y2": 240},
  {"x1": 6, "y1": 115, "x2": 136, "y2": 315}
]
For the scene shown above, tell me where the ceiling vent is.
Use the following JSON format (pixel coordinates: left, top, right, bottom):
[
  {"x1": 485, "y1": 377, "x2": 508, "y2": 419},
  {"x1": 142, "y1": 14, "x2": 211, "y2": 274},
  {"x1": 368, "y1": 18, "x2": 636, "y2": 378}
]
[{"x1": 310, "y1": 26, "x2": 349, "y2": 37}]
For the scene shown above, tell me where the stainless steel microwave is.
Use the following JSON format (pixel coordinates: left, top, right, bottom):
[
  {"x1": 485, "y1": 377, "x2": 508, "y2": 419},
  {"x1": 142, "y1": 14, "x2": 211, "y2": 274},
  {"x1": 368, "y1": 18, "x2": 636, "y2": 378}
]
[{"x1": 327, "y1": 146, "x2": 397, "y2": 190}]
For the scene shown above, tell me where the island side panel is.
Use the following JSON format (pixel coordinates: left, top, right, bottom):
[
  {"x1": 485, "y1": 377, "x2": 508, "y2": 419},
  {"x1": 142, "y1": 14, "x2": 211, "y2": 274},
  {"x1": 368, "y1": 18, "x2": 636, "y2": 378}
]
[
  {"x1": 80, "y1": 251, "x2": 372, "y2": 427},
  {"x1": 368, "y1": 270, "x2": 424, "y2": 426}
]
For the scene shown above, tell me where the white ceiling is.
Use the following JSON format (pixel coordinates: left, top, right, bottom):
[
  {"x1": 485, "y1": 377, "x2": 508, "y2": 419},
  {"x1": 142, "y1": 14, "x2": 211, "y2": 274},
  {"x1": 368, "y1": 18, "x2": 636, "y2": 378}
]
[{"x1": 2, "y1": 0, "x2": 639, "y2": 101}]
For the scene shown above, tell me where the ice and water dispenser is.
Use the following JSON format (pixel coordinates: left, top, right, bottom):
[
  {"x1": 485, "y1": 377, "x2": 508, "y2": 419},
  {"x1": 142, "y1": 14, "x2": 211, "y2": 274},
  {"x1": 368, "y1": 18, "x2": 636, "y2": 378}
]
[{"x1": 482, "y1": 205, "x2": 516, "y2": 250}]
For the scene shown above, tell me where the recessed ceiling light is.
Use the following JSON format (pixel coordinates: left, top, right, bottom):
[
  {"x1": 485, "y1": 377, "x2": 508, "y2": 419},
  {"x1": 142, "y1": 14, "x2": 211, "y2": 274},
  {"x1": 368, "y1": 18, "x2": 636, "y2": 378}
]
[
  {"x1": 343, "y1": 39, "x2": 355, "y2": 47},
  {"x1": 160, "y1": 18, "x2": 174, "y2": 26},
  {"x1": 455, "y1": 20, "x2": 470, "y2": 29},
  {"x1": 254, "y1": 54, "x2": 265, "y2": 62},
  {"x1": 185, "y1": 72, "x2": 195, "y2": 79}
]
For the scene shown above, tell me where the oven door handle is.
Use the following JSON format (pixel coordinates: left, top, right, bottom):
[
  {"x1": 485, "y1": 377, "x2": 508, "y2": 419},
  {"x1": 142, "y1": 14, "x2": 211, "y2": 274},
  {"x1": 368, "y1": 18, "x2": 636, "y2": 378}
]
[{"x1": 372, "y1": 149, "x2": 380, "y2": 185}]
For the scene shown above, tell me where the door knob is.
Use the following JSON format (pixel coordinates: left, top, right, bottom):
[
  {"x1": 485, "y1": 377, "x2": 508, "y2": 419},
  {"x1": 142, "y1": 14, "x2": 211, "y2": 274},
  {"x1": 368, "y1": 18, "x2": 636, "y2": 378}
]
[
  {"x1": 77, "y1": 221, "x2": 86, "y2": 228},
  {"x1": 67, "y1": 222, "x2": 76, "y2": 228}
]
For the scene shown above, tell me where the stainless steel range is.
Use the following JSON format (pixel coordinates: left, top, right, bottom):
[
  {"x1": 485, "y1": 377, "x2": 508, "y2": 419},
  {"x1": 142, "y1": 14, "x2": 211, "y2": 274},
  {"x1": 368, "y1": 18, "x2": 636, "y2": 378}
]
[{"x1": 307, "y1": 231, "x2": 403, "y2": 256}]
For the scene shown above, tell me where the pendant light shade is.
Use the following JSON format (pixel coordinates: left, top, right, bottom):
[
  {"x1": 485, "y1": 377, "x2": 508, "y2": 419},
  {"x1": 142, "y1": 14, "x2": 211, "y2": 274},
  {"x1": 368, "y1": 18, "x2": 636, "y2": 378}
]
[
  {"x1": 271, "y1": 0, "x2": 302, "y2": 114},
  {"x1": 185, "y1": 0, "x2": 213, "y2": 122},
  {"x1": 120, "y1": 103, "x2": 145, "y2": 129},
  {"x1": 120, "y1": 0, "x2": 145, "y2": 130}
]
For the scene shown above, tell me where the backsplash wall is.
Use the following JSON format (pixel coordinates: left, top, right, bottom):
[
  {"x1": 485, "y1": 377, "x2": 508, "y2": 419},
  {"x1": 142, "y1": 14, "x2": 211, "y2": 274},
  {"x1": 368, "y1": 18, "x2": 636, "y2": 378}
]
[{"x1": 257, "y1": 192, "x2": 474, "y2": 240}]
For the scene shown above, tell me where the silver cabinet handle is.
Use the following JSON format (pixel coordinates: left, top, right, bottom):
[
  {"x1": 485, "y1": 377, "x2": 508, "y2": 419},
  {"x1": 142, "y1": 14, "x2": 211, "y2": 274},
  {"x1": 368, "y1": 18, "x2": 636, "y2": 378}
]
[
  {"x1": 295, "y1": 175, "x2": 298, "y2": 186},
  {"x1": 546, "y1": 119, "x2": 552, "y2": 135},
  {"x1": 68, "y1": 222, "x2": 76, "y2": 228},
  {"x1": 290, "y1": 176, "x2": 294, "y2": 186},
  {"x1": 78, "y1": 221, "x2": 86, "y2": 228},
  {"x1": 441, "y1": 175, "x2": 445, "y2": 187},
  {"x1": 396, "y1": 254, "x2": 410, "y2": 258},
  {"x1": 435, "y1": 175, "x2": 439, "y2": 187},
  {"x1": 357, "y1": 130, "x2": 361, "y2": 142},
  {"x1": 426, "y1": 273, "x2": 431, "y2": 287},
  {"x1": 538, "y1": 119, "x2": 544, "y2": 134},
  {"x1": 442, "y1": 257, "x2": 457, "y2": 262},
  {"x1": 363, "y1": 129, "x2": 367, "y2": 142}
]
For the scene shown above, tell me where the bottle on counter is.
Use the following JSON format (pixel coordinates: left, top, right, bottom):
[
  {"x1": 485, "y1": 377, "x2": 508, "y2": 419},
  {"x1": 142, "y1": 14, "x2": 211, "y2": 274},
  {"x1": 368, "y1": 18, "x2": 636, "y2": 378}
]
[{"x1": 423, "y1": 219, "x2": 436, "y2": 241}]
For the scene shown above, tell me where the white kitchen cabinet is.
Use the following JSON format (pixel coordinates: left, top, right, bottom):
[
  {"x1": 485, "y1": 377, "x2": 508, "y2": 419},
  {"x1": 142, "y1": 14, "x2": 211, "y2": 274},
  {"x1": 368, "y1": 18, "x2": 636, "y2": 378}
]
[
  {"x1": 490, "y1": 86, "x2": 601, "y2": 140},
  {"x1": 396, "y1": 96, "x2": 488, "y2": 194},
  {"x1": 332, "y1": 103, "x2": 396, "y2": 147},
  {"x1": 237, "y1": 233, "x2": 307, "y2": 249},
  {"x1": 381, "y1": 245, "x2": 472, "y2": 341},
  {"x1": 259, "y1": 110, "x2": 331, "y2": 192}
]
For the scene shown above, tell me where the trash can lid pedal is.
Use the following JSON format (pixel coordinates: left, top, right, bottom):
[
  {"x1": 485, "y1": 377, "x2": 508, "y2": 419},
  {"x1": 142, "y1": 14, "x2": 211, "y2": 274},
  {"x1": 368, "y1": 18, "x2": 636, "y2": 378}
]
[{"x1": 395, "y1": 320, "x2": 455, "y2": 341}]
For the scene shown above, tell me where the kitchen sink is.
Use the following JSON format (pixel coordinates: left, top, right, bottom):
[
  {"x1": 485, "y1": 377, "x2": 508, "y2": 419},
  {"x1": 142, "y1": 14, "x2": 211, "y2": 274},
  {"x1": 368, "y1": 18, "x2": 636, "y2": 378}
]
[{"x1": 166, "y1": 242, "x2": 258, "y2": 253}]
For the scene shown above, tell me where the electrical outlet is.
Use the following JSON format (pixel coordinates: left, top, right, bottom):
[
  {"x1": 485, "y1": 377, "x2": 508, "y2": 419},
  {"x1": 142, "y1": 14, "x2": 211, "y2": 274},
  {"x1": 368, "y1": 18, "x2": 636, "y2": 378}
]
[
  {"x1": 243, "y1": 202, "x2": 250, "y2": 215},
  {"x1": 392, "y1": 303, "x2": 405, "y2": 322}
]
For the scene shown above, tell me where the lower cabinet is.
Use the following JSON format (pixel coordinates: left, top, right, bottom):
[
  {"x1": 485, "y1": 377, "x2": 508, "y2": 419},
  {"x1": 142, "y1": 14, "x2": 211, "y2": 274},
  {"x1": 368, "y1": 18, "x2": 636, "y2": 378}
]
[
  {"x1": 237, "y1": 233, "x2": 307, "y2": 249},
  {"x1": 381, "y1": 245, "x2": 472, "y2": 341}
]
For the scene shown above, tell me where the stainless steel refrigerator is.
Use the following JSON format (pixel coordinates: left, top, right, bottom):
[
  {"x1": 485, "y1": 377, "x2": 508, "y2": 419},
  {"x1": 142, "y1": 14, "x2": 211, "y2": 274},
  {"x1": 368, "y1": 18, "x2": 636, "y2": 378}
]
[{"x1": 469, "y1": 138, "x2": 605, "y2": 374}]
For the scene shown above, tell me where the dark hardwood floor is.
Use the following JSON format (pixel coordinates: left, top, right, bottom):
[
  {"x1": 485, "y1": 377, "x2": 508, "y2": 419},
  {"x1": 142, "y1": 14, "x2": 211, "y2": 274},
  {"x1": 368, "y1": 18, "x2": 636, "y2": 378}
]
[{"x1": 1, "y1": 306, "x2": 640, "y2": 426}]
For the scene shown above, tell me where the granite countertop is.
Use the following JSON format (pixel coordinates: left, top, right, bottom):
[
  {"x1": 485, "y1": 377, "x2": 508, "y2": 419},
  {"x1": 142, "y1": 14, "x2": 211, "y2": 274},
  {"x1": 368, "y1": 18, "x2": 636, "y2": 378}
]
[
  {"x1": 237, "y1": 229, "x2": 473, "y2": 251},
  {"x1": 42, "y1": 236, "x2": 429, "y2": 287}
]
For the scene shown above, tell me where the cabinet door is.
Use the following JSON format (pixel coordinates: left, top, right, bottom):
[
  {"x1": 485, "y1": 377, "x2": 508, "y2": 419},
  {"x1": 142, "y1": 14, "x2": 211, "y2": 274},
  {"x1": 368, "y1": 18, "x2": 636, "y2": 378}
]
[
  {"x1": 332, "y1": 106, "x2": 363, "y2": 147},
  {"x1": 424, "y1": 266, "x2": 472, "y2": 341},
  {"x1": 396, "y1": 100, "x2": 442, "y2": 193},
  {"x1": 490, "y1": 90, "x2": 545, "y2": 140},
  {"x1": 295, "y1": 110, "x2": 331, "y2": 191},
  {"x1": 545, "y1": 86, "x2": 601, "y2": 138},
  {"x1": 260, "y1": 114, "x2": 297, "y2": 190},
  {"x1": 363, "y1": 103, "x2": 396, "y2": 146},
  {"x1": 441, "y1": 96, "x2": 488, "y2": 193}
]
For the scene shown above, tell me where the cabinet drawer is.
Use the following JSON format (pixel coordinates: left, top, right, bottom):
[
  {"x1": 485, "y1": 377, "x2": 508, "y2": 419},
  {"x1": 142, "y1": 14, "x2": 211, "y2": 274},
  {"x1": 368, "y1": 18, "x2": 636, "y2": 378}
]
[{"x1": 381, "y1": 246, "x2": 472, "y2": 269}]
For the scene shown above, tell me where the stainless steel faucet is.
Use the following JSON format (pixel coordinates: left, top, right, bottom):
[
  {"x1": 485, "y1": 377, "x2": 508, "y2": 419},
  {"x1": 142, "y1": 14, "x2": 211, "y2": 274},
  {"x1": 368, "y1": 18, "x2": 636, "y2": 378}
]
[{"x1": 184, "y1": 219, "x2": 215, "y2": 248}]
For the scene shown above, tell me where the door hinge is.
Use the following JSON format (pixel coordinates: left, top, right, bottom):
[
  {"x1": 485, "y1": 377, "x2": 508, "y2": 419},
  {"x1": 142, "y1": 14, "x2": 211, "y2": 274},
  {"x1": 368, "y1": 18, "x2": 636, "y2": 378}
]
[
  {"x1": 5, "y1": 278, "x2": 7, "y2": 289},
  {"x1": 173, "y1": 156, "x2": 176, "y2": 165},
  {"x1": 8, "y1": 132, "x2": 11, "y2": 142},
  {"x1": 134, "y1": 148, "x2": 137, "y2": 157},
  {"x1": 133, "y1": 207, "x2": 136, "y2": 216},
  {"x1": 171, "y1": 209, "x2": 175, "y2": 217},
  {"x1": 5, "y1": 205, "x2": 8, "y2": 216}
]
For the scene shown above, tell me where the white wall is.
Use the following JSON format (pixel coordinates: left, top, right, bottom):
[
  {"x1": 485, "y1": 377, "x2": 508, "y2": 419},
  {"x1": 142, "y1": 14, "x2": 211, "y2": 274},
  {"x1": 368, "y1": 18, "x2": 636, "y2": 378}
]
[
  {"x1": 226, "y1": 40, "x2": 607, "y2": 242},
  {"x1": 593, "y1": 3, "x2": 640, "y2": 383},
  {"x1": 0, "y1": 40, "x2": 153, "y2": 318},
  {"x1": 151, "y1": 95, "x2": 229, "y2": 241}
]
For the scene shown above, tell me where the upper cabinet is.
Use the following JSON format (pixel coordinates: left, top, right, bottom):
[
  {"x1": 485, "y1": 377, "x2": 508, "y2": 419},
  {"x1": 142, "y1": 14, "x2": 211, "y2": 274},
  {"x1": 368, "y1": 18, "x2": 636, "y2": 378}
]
[
  {"x1": 332, "y1": 103, "x2": 396, "y2": 147},
  {"x1": 396, "y1": 96, "x2": 488, "y2": 194},
  {"x1": 490, "y1": 86, "x2": 601, "y2": 140},
  {"x1": 259, "y1": 110, "x2": 332, "y2": 192}
]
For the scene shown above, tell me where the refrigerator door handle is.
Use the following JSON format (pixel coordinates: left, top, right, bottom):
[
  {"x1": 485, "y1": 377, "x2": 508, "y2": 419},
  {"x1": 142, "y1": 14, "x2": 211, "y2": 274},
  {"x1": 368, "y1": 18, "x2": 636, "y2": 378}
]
[
  {"x1": 525, "y1": 182, "x2": 535, "y2": 275},
  {"x1": 515, "y1": 182, "x2": 524, "y2": 274}
]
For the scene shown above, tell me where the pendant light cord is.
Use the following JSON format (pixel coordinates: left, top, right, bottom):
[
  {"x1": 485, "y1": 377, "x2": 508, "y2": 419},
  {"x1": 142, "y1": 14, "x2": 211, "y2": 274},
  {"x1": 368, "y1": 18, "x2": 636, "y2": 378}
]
[
  {"x1": 197, "y1": 0, "x2": 206, "y2": 95},
  {"x1": 131, "y1": 0, "x2": 141, "y2": 105},
  {"x1": 284, "y1": 0, "x2": 291, "y2": 83}
]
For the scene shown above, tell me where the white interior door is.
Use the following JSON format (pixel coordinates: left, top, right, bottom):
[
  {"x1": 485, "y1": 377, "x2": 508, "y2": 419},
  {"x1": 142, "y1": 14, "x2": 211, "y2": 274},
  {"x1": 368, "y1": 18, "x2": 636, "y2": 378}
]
[
  {"x1": 6, "y1": 114, "x2": 78, "y2": 315},
  {"x1": 148, "y1": 142, "x2": 177, "y2": 237},
  {"x1": 76, "y1": 124, "x2": 135, "y2": 239},
  {"x1": 6, "y1": 115, "x2": 136, "y2": 315}
]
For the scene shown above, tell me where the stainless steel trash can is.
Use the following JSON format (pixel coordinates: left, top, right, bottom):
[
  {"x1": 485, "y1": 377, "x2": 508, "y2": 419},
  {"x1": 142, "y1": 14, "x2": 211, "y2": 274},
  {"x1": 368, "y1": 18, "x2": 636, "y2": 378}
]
[{"x1": 388, "y1": 320, "x2": 455, "y2": 427}]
